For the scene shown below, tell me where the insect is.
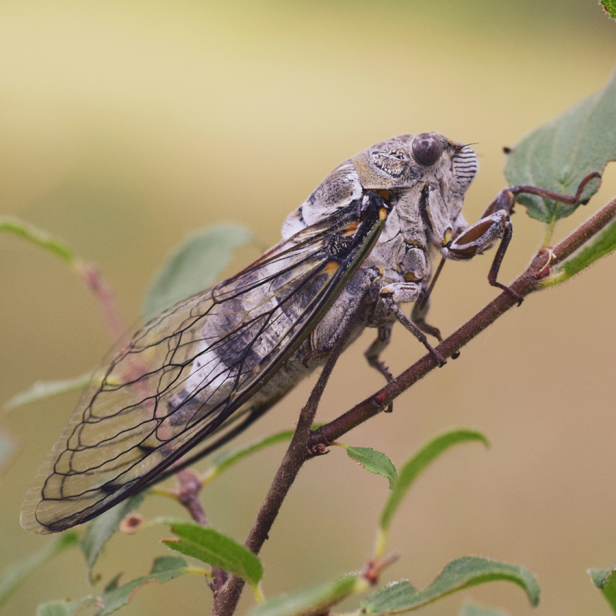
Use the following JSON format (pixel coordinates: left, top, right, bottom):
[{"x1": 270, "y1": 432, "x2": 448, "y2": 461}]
[{"x1": 21, "y1": 132, "x2": 589, "y2": 534}]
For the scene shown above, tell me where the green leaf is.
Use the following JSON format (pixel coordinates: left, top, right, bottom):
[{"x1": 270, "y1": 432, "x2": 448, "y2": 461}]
[
  {"x1": 0, "y1": 216, "x2": 75, "y2": 262},
  {"x1": 98, "y1": 556, "x2": 189, "y2": 616},
  {"x1": 5, "y1": 371, "x2": 100, "y2": 411},
  {"x1": 143, "y1": 222, "x2": 254, "y2": 319},
  {"x1": 360, "y1": 557, "x2": 540, "y2": 614},
  {"x1": 504, "y1": 69, "x2": 616, "y2": 223},
  {"x1": 203, "y1": 429, "x2": 296, "y2": 485},
  {"x1": 588, "y1": 566, "x2": 616, "y2": 613},
  {"x1": 340, "y1": 445, "x2": 397, "y2": 489},
  {"x1": 0, "y1": 532, "x2": 79, "y2": 609},
  {"x1": 380, "y1": 429, "x2": 489, "y2": 533},
  {"x1": 161, "y1": 522, "x2": 263, "y2": 590},
  {"x1": 459, "y1": 603, "x2": 509, "y2": 616},
  {"x1": 0, "y1": 430, "x2": 15, "y2": 473},
  {"x1": 36, "y1": 596, "x2": 101, "y2": 616},
  {"x1": 249, "y1": 574, "x2": 362, "y2": 616},
  {"x1": 601, "y1": 1, "x2": 616, "y2": 20},
  {"x1": 81, "y1": 493, "x2": 147, "y2": 580}
]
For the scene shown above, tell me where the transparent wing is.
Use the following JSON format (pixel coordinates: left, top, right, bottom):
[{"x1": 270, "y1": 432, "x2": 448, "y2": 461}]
[{"x1": 22, "y1": 199, "x2": 387, "y2": 533}]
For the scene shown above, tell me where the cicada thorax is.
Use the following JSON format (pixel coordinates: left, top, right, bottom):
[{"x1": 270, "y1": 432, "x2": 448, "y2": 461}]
[{"x1": 282, "y1": 134, "x2": 461, "y2": 334}]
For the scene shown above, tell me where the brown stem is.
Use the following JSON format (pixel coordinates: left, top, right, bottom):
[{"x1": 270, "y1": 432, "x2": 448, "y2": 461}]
[
  {"x1": 211, "y1": 193, "x2": 616, "y2": 615},
  {"x1": 211, "y1": 313, "x2": 358, "y2": 616},
  {"x1": 176, "y1": 469, "x2": 209, "y2": 526},
  {"x1": 175, "y1": 469, "x2": 229, "y2": 593},
  {"x1": 74, "y1": 260, "x2": 129, "y2": 347}
]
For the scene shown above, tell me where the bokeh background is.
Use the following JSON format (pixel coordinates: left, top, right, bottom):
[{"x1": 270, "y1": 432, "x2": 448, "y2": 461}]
[{"x1": 2, "y1": 1, "x2": 616, "y2": 615}]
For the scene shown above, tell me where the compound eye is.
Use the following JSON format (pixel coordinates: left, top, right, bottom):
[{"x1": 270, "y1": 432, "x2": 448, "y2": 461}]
[{"x1": 411, "y1": 133, "x2": 443, "y2": 166}]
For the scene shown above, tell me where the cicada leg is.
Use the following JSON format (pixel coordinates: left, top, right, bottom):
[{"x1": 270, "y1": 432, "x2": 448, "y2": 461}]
[
  {"x1": 365, "y1": 284, "x2": 448, "y2": 414},
  {"x1": 445, "y1": 172, "x2": 601, "y2": 304},
  {"x1": 411, "y1": 270, "x2": 444, "y2": 344},
  {"x1": 365, "y1": 323, "x2": 395, "y2": 412},
  {"x1": 379, "y1": 293, "x2": 446, "y2": 367}
]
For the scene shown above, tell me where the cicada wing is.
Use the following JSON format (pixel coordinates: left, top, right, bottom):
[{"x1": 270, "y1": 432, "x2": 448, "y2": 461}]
[
  {"x1": 22, "y1": 200, "x2": 387, "y2": 534},
  {"x1": 21, "y1": 291, "x2": 219, "y2": 535}
]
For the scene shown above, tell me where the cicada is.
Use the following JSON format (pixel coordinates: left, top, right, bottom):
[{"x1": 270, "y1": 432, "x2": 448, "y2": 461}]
[{"x1": 21, "y1": 132, "x2": 558, "y2": 534}]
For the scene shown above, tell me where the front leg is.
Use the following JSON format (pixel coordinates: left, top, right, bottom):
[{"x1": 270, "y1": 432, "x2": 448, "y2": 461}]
[
  {"x1": 444, "y1": 172, "x2": 602, "y2": 304},
  {"x1": 445, "y1": 204, "x2": 521, "y2": 303}
]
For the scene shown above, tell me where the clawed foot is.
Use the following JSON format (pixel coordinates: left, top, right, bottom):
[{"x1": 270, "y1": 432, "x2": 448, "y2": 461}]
[{"x1": 493, "y1": 282, "x2": 523, "y2": 306}]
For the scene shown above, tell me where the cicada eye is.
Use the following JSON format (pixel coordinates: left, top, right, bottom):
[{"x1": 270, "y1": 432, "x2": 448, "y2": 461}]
[{"x1": 411, "y1": 133, "x2": 443, "y2": 167}]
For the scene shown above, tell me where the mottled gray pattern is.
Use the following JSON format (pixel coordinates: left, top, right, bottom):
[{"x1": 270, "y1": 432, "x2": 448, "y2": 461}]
[{"x1": 22, "y1": 132, "x2": 515, "y2": 534}]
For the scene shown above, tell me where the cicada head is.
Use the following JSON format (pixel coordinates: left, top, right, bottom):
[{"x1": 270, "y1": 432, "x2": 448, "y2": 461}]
[
  {"x1": 350, "y1": 133, "x2": 479, "y2": 247},
  {"x1": 351, "y1": 133, "x2": 478, "y2": 192}
]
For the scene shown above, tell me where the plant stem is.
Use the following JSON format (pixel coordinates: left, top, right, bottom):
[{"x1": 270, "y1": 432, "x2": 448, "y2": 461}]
[
  {"x1": 211, "y1": 312, "x2": 357, "y2": 616},
  {"x1": 548, "y1": 193, "x2": 616, "y2": 262},
  {"x1": 541, "y1": 217, "x2": 556, "y2": 248},
  {"x1": 176, "y1": 469, "x2": 209, "y2": 526},
  {"x1": 73, "y1": 260, "x2": 129, "y2": 347},
  {"x1": 174, "y1": 469, "x2": 230, "y2": 593}
]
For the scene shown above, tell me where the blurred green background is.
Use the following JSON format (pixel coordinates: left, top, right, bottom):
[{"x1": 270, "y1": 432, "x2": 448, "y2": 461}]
[{"x1": 2, "y1": 1, "x2": 616, "y2": 614}]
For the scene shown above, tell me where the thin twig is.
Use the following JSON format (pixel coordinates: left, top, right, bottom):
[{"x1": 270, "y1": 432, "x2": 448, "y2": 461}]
[
  {"x1": 73, "y1": 260, "x2": 129, "y2": 347},
  {"x1": 550, "y1": 193, "x2": 616, "y2": 262},
  {"x1": 174, "y1": 469, "x2": 229, "y2": 593},
  {"x1": 211, "y1": 309, "x2": 359, "y2": 616},
  {"x1": 176, "y1": 469, "x2": 209, "y2": 526}
]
